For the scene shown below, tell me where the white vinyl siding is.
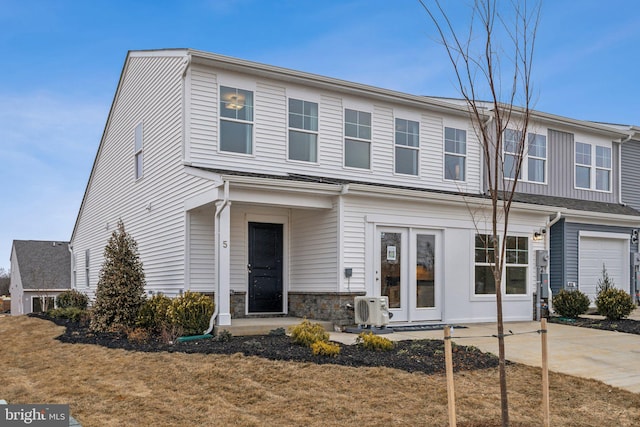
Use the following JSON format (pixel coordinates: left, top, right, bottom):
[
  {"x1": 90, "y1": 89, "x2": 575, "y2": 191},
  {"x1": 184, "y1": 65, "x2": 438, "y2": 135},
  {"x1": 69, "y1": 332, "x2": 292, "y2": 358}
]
[
  {"x1": 72, "y1": 54, "x2": 217, "y2": 299},
  {"x1": 187, "y1": 209, "x2": 215, "y2": 292},
  {"x1": 134, "y1": 122, "x2": 143, "y2": 179}
]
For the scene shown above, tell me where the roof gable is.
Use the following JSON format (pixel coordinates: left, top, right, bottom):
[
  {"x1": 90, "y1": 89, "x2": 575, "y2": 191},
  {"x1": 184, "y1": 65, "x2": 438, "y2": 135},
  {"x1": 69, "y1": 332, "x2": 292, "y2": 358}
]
[{"x1": 12, "y1": 240, "x2": 71, "y2": 290}]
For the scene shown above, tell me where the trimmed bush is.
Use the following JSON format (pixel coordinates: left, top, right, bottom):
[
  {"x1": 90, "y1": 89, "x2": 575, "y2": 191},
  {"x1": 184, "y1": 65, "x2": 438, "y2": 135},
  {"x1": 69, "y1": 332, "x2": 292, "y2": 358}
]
[
  {"x1": 595, "y1": 288, "x2": 635, "y2": 321},
  {"x1": 552, "y1": 289, "x2": 590, "y2": 319},
  {"x1": 311, "y1": 340, "x2": 341, "y2": 356},
  {"x1": 137, "y1": 294, "x2": 172, "y2": 332},
  {"x1": 47, "y1": 307, "x2": 89, "y2": 323},
  {"x1": 90, "y1": 220, "x2": 146, "y2": 332},
  {"x1": 289, "y1": 319, "x2": 329, "y2": 347},
  {"x1": 166, "y1": 291, "x2": 215, "y2": 336},
  {"x1": 355, "y1": 331, "x2": 394, "y2": 351},
  {"x1": 56, "y1": 290, "x2": 89, "y2": 310}
]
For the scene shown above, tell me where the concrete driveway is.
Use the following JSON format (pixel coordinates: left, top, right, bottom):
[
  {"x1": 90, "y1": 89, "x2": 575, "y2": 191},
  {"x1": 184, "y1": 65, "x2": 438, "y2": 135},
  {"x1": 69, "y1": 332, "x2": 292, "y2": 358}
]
[{"x1": 331, "y1": 313, "x2": 640, "y2": 393}]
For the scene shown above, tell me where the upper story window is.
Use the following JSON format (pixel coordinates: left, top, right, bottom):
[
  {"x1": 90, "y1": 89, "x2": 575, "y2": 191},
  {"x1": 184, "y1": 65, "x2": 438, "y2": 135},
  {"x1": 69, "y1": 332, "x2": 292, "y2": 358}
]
[
  {"x1": 575, "y1": 142, "x2": 611, "y2": 191},
  {"x1": 595, "y1": 146, "x2": 612, "y2": 191},
  {"x1": 395, "y1": 118, "x2": 419, "y2": 175},
  {"x1": 288, "y1": 99, "x2": 318, "y2": 162},
  {"x1": 474, "y1": 234, "x2": 528, "y2": 296},
  {"x1": 134, "y1": 123, "x2": 143, "y2": 180},
  {"x1": 504, "y1": 130, "x2": 546, "y2": 183},
  {"x1": 220, "y1": 86, "x2": 254, "y2": 154},
  {"x1": 444, "y1": 127, "x2": 466, "y2": 181},
  {"x1": 344, "y1": 109, "x2": 371, "y2": 169},
  {"x1": 503, "y1": 129, "x2": 522, "y2": 180},
  {"x1": 527, "y1": 133, "x2": 546, "y2": 183}
]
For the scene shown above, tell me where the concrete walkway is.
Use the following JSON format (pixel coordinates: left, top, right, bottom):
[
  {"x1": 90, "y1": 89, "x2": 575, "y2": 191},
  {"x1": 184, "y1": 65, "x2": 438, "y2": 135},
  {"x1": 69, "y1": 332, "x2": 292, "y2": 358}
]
[{"x1": 330, "y1": 309, "x2": 640, "y2": 394}]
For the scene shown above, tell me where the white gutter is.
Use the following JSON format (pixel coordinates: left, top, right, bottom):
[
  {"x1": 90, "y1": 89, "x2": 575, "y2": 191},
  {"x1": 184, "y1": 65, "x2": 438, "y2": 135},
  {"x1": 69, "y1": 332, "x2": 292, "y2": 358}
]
[{"x1": 204, "y1": 180, "x2": 230, "y2": 335}]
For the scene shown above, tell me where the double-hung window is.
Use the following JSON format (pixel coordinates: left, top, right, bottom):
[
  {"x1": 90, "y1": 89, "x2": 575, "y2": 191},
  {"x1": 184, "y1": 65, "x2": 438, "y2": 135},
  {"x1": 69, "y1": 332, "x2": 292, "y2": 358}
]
[
  {"x1": 527, "y1": 133, "x2": 546, "y2": 183},
  {"x1": 220, "y1": 86, "x2": 254, "y2": 154},
  {"x1": 474, "y1": 234, "x2": 528, "y2": 296},
  {"x1": 288, "y1": 99, "x2": 318, "y2": 162},
  {"x1": 444, "y1": 127, "x2": 466, "y2": 180},
  {"x1": 395, "y1": 118, "x2": 419, "y2": 175},
  {"x1": 503, "y1": 129, "x2": 523, "y2": 179},
  {"x1": 575, "y1": 142, "x2": 591, "y2": 189},
  {"x1": 134, "y1": 123, "x2": 143, "y2": 180},
  {"x1": 344, "y1": 109, "x2": 371, "y2": 169},
  {"x1": 595, "y1": 146, "x2": 611, "y2": 191},
  {"x1": 575, "y1": 142, "x2": 611, "y2": 191}
]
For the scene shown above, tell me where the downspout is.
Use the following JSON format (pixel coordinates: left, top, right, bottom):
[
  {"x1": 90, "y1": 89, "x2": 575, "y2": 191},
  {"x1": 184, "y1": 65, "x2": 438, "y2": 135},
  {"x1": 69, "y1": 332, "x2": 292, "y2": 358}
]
[
  {"x1": 204, "y1": 180, "x2": 230, "y2": 335},
  {"x1": 544, "y1": 212, "x2": 562, "y2": 314}
]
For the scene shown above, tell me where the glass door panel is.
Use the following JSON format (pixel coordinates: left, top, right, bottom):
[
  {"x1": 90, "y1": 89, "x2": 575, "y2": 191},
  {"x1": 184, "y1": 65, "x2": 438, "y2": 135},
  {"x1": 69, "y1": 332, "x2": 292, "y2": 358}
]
[
  {"x1": 416, "y1": 234, "x2": 435, "y2": 308},
  {"x1": 380, "y1": 231, "x2": 402, "y2": 309}
]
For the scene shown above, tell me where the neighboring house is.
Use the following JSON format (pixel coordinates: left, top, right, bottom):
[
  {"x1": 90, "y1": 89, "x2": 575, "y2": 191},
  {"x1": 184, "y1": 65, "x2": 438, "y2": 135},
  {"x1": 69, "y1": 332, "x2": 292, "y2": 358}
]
[
  {"x1": 9, "y1": 240, "x2": 71, "y2": 315},
  {"x1": 70, "y1": 49, "x2": 639, "y2": 328}
]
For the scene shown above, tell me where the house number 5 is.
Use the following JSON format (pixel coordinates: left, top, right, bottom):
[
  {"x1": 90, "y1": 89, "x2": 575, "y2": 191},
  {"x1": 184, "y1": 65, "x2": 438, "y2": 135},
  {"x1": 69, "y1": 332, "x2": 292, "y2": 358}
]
[{"x1": 223, "y1": 241, "x2": 228, "y2": 248}]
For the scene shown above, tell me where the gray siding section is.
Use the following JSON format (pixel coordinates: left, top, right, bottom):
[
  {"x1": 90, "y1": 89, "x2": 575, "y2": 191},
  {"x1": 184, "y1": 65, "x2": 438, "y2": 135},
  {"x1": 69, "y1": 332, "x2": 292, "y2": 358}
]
[
  {"x1": 549, "y1": 219, "x2": 565, "y2": 294},
  {"x1": 512, "y1": 129, "x2": 618, "y2": 203},
  {"x1": 555, "y1": 222, "x2": 637, "y2": 293},
  {"x1": 621, "y1": 139, "x2": 640, "y2": 211}
]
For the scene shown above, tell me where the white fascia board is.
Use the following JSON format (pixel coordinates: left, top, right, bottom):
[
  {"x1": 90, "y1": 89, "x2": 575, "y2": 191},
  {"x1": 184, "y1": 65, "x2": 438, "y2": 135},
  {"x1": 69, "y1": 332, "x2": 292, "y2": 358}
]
[
  {"x1": 232, "y1": 188, "x2": 333, "y2": 209},
  {"x1": 184, "y1": 166, "x2": 224, "y2": 185},
  {"x1": 223, "y1": 175, "x2": 342, "y2": 195},
  {"x1": 563, "y1": 210, "x2": 640, "y2": 227}
]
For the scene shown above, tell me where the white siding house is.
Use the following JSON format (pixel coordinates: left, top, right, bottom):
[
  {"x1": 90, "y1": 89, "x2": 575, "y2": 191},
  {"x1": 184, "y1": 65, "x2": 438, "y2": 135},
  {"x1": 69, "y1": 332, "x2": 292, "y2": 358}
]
[{"x1": 70, "y1": 49, "x2": 639, "y2": 328}]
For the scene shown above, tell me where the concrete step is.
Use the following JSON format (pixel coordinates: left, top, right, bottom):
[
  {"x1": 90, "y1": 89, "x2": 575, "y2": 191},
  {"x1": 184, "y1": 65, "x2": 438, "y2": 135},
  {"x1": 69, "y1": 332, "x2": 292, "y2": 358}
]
[{"x1": 214, "y1": 317, "x2": 334, "y2": 336}]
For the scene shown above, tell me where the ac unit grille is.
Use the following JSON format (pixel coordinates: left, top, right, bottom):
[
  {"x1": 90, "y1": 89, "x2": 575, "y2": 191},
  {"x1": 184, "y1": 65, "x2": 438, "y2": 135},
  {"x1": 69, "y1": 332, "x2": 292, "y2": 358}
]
[{"x1": 356, "y1": 298, "x2": 370, "y2": 323}]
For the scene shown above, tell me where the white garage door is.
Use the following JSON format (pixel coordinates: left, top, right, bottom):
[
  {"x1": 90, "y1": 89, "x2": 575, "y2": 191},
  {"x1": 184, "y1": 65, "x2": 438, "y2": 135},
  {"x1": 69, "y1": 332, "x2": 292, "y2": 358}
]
[{"x1": 579, "y1": 234, "x2": 628, "y2": 303}]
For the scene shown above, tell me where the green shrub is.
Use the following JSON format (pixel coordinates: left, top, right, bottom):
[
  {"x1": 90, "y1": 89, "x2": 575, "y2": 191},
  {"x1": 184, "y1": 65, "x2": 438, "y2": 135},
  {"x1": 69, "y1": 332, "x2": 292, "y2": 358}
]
[
  {"x1": 552, "y1": 289, "x2": 590, "y2": 318},
  {"x1": 595, "y1": 288, "x2": 635, "y2": 321},
  {"x1": 47, "y1": 307, "x2": 89, "y2": 323},
  {"x1": 56, "y1": 290, "x2": 89, "y2": 310},
  {"x1": 355, "y1": 331, "x2": 394, "y2": 351},
  {"x1": 137, "y1": 294, "x2": 172, "y2": 332},
  {"x1": 289, "y1": 319, "x2": 329, "y2": 347},
  {"x1": 311, "y1": 340, "x2": 341, "y2": 356},
  {"x1": 90, "y1": 220, "x2": 146, "y2": 332},
  {"x1": 166, "y1": 291, "x2": 215, "y2": 336}
]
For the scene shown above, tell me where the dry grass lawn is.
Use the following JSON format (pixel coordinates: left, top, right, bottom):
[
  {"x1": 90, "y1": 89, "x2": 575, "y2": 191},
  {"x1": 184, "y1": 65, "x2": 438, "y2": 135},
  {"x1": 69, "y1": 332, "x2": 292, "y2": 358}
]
[{"x1": 1, "y1": 316, "x2": 640, "y2": 426}]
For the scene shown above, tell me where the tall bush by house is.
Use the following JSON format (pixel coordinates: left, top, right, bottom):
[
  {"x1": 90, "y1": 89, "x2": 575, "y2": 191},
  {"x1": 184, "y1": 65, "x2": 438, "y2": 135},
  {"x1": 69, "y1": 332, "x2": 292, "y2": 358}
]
[
  {"x1": 90, "y1": 220, "x2": 146, "y2": 332},
  {"x1": 594, "y1": 265, "x2": 635, "y2": 320}
]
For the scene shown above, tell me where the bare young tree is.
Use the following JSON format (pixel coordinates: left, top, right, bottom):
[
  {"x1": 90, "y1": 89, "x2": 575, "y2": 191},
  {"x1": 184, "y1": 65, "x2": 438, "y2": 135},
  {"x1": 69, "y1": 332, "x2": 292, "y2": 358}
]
[{"x1": 419, "y1": 1, "x2": 541, "y2": 425}]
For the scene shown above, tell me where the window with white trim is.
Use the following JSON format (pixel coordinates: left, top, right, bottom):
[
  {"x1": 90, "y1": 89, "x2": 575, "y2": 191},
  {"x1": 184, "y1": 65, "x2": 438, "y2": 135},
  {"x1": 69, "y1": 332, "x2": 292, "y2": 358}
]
[
  {"x1": 85, "y1": 249, "x2": 90, "y2": 288},
  {"x1": 288, "y1": 99, "x2": 318, "y2": 162},
  {"x1": 444, "y1": 127, "x2": 466, "y2": 180},
  {"x1": 134, "y1": 123, "x2": 143, "y2": 180},
  {"x1": 527, "y1": 133, "x2": 546, "y2": 183},
  {"x1": 575, "y1": 142, "x2": 611, "y2": 191},
  {"x1": 32, "y1": 296, "x2": 55, "y2": 313},
  {"x1": 220, "y1": 86, "x2": 254, "y2": 154},
  {"x1": 595, "y1": 145, "x2": 611, "y2": 191},
  {"x1": 503, "y1": 129, "x2": 522, "y2": 179},
  {"x1": 395, "y1": 118, "x2": 419, "y2": 175},
  {"x1": 344, "y1": 109, "x2": 371, "y2": 169},
  {"x1": 474, "y1": 234, "x2": 528, "y2": 295}
]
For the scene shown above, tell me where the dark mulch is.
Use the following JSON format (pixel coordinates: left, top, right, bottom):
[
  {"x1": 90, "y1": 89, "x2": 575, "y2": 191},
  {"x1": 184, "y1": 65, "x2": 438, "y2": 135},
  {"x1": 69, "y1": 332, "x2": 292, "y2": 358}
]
[
  {"x1": 33, "y1": 314, "x2": 500, "y2": 375},
  {"x1": 548, "y1": 315, "x2": 640, "y2": 335}
]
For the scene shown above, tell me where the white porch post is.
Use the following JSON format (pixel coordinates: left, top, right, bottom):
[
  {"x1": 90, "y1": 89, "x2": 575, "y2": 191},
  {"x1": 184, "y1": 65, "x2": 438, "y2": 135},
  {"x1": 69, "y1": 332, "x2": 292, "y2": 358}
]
[{"x1": 216, "y1": 200, "x2": 232, "y2": 326}]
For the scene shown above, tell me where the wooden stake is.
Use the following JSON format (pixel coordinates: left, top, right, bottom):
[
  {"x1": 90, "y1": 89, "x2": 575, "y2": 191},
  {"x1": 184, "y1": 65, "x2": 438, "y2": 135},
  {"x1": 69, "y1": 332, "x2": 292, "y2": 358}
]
[
  {"x1": 444, "y1": 326, "x2": 457, "y2": 427},
  {"x1": 541, "y1": 318, "x2": 550, "y2": 427}
]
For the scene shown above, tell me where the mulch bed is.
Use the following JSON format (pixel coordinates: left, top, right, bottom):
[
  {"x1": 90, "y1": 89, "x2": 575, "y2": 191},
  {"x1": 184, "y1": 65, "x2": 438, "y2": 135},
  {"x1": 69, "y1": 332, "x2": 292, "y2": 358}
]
[
  {"x1": 548, "y1": 315, "x2": 640, "y2": 334},
  {"x1": 33, "y1": 314, "x2": 500, "y2": 375}
]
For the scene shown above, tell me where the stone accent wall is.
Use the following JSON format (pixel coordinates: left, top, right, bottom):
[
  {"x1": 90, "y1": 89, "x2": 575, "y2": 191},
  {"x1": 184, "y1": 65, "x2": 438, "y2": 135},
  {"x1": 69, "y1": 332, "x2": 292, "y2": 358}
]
[{"x1": 288, "y1": 292, "x2": 365, "y2": 327}]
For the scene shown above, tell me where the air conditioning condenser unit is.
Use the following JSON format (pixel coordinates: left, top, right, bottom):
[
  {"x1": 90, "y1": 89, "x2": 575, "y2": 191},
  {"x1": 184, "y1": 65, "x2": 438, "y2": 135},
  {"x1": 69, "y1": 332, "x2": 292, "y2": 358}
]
[{"x1": 354, "y1": 296, "x2": 390, "y2": 327}]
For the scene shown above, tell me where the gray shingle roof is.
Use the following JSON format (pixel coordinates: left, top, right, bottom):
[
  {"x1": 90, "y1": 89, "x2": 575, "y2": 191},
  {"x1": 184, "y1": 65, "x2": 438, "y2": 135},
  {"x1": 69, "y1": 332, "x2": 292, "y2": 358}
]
[
  {"x1": 510, "y1": 193, "x2": 640, "y2": 217},
  {"x1": 12, "y1": 240, "x2": 71, "y2": 290}
]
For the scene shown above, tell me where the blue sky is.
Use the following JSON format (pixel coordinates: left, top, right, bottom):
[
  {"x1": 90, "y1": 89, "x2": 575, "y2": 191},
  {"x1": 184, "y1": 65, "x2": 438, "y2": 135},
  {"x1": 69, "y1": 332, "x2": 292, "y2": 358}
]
[{"x1": 1, "y1": 0, "x2": 639, "y2": 272}]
